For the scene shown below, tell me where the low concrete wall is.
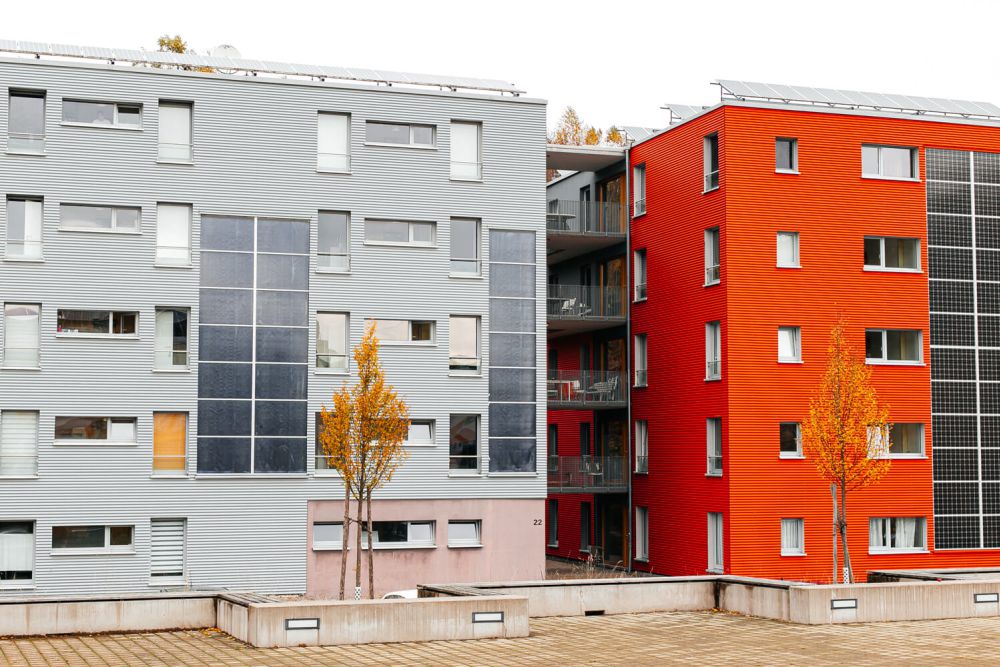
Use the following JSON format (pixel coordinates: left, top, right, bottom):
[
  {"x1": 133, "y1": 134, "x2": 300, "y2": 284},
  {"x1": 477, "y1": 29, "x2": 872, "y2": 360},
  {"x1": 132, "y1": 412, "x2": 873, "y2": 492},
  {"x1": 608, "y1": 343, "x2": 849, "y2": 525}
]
[{"x1": 717, "y1": 581, "x2": 792, "y2": 622}]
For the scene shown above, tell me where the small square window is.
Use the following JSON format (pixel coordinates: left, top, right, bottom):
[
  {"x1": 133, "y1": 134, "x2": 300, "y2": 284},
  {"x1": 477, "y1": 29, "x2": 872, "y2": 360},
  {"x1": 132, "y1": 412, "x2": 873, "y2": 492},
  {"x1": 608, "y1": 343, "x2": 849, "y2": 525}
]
[
  {"x1": 779, "y1": 422, "x2": 802, "y2": 458},
  {"x1": 776, "y1": 138, "x2": 798, "y2": 173}
]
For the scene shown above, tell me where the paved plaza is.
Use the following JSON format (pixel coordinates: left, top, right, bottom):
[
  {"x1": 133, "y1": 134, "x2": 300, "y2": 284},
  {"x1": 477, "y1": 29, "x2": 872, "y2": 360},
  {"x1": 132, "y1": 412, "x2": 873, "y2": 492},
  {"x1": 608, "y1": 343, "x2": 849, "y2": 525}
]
[{"x1": 3, "y1": 610, "x2": 1000, "y2": 666}]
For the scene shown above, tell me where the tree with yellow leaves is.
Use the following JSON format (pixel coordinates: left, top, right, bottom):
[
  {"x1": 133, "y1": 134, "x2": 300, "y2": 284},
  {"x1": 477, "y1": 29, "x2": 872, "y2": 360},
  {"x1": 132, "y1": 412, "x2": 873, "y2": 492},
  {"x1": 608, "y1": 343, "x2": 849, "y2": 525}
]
[
  {"x1": 802, "y1": 316, "x2": 891, "y2": 583},
  {"x1": 318, "y1": 323, "x2": 409, "y2": 599},
  {"x1": 605, "y1": 126, "x2": 625, "y2": 146},
  {"x1": 583, "y1": 126, "x2": 602, "y2": 145},
  {"x1": 155, "y1": 35, "x2": 214, "y2": 73}
]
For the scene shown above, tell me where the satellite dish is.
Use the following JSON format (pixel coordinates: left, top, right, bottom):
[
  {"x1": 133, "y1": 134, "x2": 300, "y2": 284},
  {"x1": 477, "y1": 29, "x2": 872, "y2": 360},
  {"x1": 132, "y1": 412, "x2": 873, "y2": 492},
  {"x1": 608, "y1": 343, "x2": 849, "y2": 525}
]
[{"x1": 209, "y1": 44, "x2": 241, "y2": 59}]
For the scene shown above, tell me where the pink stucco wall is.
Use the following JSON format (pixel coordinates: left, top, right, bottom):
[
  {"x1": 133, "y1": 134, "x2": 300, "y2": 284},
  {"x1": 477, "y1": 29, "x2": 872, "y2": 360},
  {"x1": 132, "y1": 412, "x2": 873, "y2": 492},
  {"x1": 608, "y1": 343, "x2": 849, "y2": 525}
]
[{"x1": 306, "y1": 498, "x2": 546, "y2": 598}]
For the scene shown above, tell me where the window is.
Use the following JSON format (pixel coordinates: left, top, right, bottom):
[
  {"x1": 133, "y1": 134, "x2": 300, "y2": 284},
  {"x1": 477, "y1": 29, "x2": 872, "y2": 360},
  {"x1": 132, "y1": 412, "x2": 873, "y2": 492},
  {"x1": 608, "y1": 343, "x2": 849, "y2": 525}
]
[
  {"x1": 450, "y1": 414, "x2": 479, "y2": 472},
  {"x1": 57, "y1": 309, "x2": 137, "y2": 337},
  {"x1": 447, "y1": 520, "x2": 482, "y2": 547},
  {"x1": 51, "y1": 525, "x2": 133, "y2": 553},
  {"x1": 60, "y1": 204, "x2": 139, "y2": 233},
  {"x1": 406, "y1": 420, "x2": 434, "y2": 445},
  {"x1": 865, "y1": 329, "x2": 922, "y2": 364},
  {"x1": 704, "y1": 227, "x2": 720, "y2": 285},
  {"x1": 367, "y1": 318, "x2": 434, "y2": 343},
  {"x1": 635, "y1": 420, "x2": 648, "y2": 473},
  {"x1": 547, "y1": 499, "x2": 558, "y2": 547},
  {"x1": 776, "y1": 231, "x2": 800, "y2": 268},
  {"x1": 5, "y1": 197, "x2": 43, "y2": 260},
  {"x1": 633, "y1": 164, "x2": 647, "y2": 215},
  {"x1": 2, "y1": 304, "x2": 40, "y2": 368},
  {"x1": 706, "y1": 321, "x2": 721, "y2": 379},
  {"x1": 862, "y1": 144, "x2": 917, "y2": 180},
  {"x1": 450, "y1": 121, "x2": 481, "y2": 179},
  {"x1": 634, "y1": 334, "x2": 648, "y2": 387},
  {"x1": 581, "y1": 502, "x2": 591, "y2": 552},
  {"x1": 0, "y1": 522, "x2": 33, "y2": 584},
  {"x1": 149, "y1": 519, "x2": 186, "y2": 580},
  {"x1": 62, "y1": 100, "x2": 141, "y2": 128},
  {"x1": 158, "y1": 101, "x2": 192, "y2": 162},
  {"x1": 315, "y1": 413, "x2": 337, "y2": 472},
  {"x1": 0, "y1": 411, "x2": 38, "y2": 476},
  {"x1": 706, "y1": 418, "x2": 722, "y2": 475},
  {"x1": 869, "y1": 517, "x2": 926, "y2": 552},
  {"x1": 318, "y1": 211, "x2": 350, "y2": 271},
  {"x1": 317, "y1": 112, "x2": 350, "y2": 172},
  {"x1": 8, "y1": 90, "x2": 45, "y2": 153},
  {"x1": 316, "y1": 312, "x2": 348, "y2": 371},
  {"x1": 889, "y1": 423, "x2": 925, "y2": 457},
  {"x1": 361, "y1": 521, "x2": 435, "y2": 548},
  {"x1": 778, "y1": 326, "x2": 801, "y2": 363},
  {"x1": 366, "y1": 121, "x2": 435, "y2": 147},
  {"x1": 153, "y1": 413, "x2": 187, "y2": 475},
  {"x1": 707, "y1": 512, "x2": 723, "y2": 572},
  {"x1": 779, "y1": 422, "x2": 802, "y2": 458},
  {"x1": 864, "y1": 237, "x2": 920, "y2": 271},
  {"x1": 155, "y1": 204, "x2": 191, "y2": 265},
  {"x1": 54, "y1": 417, "x2": 137, "y2": 444},
  {"x1": 450, "y1": 218, "x2": 480, "y2": 275},
  {"x1": 634, "y1": 249, "x2": 647, "y2": 301},
  {"x1": 635, "y1": 507, "x2": 649, "y2": 561},
  {"x1": 704, "y1": 134, "x2": 719, "y2": 191},
  {"x1": 781, "y1": 518, "x2": 805, "y2": 556},
  {"x1": 365, "y1": 219, "x2": 436, "y2": 246},
  {"x1": 313, "y1": 522, "x2": 344, "y2": 550},
  {"x1": 449, "y1": 315, "x2": 480, "y2": 373},
  {"x1": 154, "y1": 308, "x2": 188, "y2": 369},
  {"x1": 775, "y1": 138, "x2": 798, "y2": 173}
]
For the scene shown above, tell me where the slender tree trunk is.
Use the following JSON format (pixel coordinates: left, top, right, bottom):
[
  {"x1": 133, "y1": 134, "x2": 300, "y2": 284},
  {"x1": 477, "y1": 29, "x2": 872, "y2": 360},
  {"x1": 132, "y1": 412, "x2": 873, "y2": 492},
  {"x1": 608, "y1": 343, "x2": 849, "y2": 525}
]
[
  {"x1": 355, "y1": 485, "x2": 364, "y2": 598},
  {"x1": 339, "y1": 493, "x2": 350, "y2": 600},
  {"x1": 366, "y1": 491, "x2": 375, "y2": 599},
  {"x1": 839, "y1": 483, "x2": 853, "y2": 583},
  {"x1": 830, "y1": 484, "x2": 839, "y2": 585}
]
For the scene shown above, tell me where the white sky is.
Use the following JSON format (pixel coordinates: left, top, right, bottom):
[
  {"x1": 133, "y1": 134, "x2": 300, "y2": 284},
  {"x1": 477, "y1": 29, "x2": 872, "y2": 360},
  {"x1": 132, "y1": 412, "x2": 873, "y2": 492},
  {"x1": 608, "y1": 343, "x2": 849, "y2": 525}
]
[{"x1": 5, "y1": 0, "x2": 1000, "y2": 134}]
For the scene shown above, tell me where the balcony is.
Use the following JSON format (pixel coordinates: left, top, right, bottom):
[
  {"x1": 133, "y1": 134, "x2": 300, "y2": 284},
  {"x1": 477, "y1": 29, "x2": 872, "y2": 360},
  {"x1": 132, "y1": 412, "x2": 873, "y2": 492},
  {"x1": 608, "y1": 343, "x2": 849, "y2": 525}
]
[
  {"x1": 547, "y1": 455, "x2": 628, "y2": 494},
  {"x1": 547, "y1": 370, "x2": 627, "y2": 410},
  {"x1": 547, "y1": 284, "x2": 626, "y2": 337},
  {"x1": 546, "y1": 200, "x2": 626, "y2": 264}
]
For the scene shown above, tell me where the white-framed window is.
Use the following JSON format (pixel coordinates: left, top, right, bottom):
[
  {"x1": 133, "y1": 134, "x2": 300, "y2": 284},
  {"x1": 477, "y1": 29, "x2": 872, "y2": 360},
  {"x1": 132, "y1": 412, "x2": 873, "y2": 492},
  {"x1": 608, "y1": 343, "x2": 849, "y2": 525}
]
[
  {"x1": 0, "y1": 411, "x2": 39, "y2": 476},
  {"x1": 450, "y1": 218, "x2": 481, "y2": 275},
  {"x1": 313, "y1": 522, "x2": 344, "y2": 550},
  {"x1": 865, "y1": 329, "x2": 922, "y2": 364},
  {"x1": 706, "y1": 321, "x2": 721, "y2": 380},
  {"x1": 778, "y1": 326, "x2": 801, "y2": 363},
  {"x1": 62, "y1": 100, "x2": 141, "y2": 129},
  {"x1": 450, "y1": 121, "x2": 482, "y2": 180},
  {"x1": 158, "y1": 101, "x2": 192, "y2": 162},
  {"x1": 149, "y1": 518, "x2": 186, "y2": 581},
  {"x1": 862, "y1": 144, "x2": 918, "y2": 180},
  {"x1": 60, "y1": 204, "x2": 140, "y2": 233},
  {"x1": 365, "y1": 121, "x2": 435, "y2": 147},
  {"x1": 775, "y1": 137, "x2": 798, "y2": 173},
  {"x1": 634, "y1": 248, "x2": 647, "y2": 301},
  {"x1": 155, "y1": 203, "x2": 191, "y2": 265},
  {"x1": 316, "y1": 312, "x2": 349, "y2": 371},
  {"x1": 634, "y1": 333, "x2": 648, "y2": 387},
  {"x1": 406, "y1": 419, "x2": 435, "y2": 446},
  {"x1": 869, "y1": 517, "x2": 926, "y2": 553},
  {"x1": 704, "y1": 227, "x2": 720, "y2": 285},
  {"x1": 365, "y1": 219, "x2": 436, "y2": 246},
  {"x1": 56, "y1": 309, "x2": 137, "y2": 337},
  {"x1": 889, "y1": 423, "x2": 925, "y2": 457},
  {"x1": 51, "y1": 525, "x2": 134, "y2": 554},
  {"x1": 707, "y1": 512, "x2": 723, "y2": 572},
  {"x1": 367, "y1": 318, "x2": 434, "y2": 344},
  {"x1": 634, "y1": 163, "x2": 647, "y2": 215},
  {"x1": 779, "y1": 422, "x2": 802, "y2": 458},
  {"x1": 317, "y1": 211, "x2": 350, "y2": 271},
  {"x1": 449, "y1": 315, "x2": 480, "y2": 374},
  {"x1": 704, "y1": 133, "x2": 719, "y2": 191},
  {"x1": 706, "y1": 418, "x2": 722, "y2": 476},
  {"x1": 447, "y1": 520, "x2": 482, "y2": 547},
  {"x1": 154, "y1": 307, "x2": 188, "y2": 369},
  {"x1": 2, "y1": 303, "x2": 40, "y2": 368},
  {"x1": 781, "y1": 518, "x2": 805, "y2": 556},
  {"x1": 634, "y1": 420, "x2": 648, "y2": 473},
  {"x1": 317, "y1": 112, "x2": 350, "y2": 172},
  {"x1": 547, "y1": 499, "x2": 558, "y2": 547},
  {"x1": 5, "y1": 197, "x2": 43, "y2": 260},
  {"x1": 361, "y1": 521, "x2": 435, "y2": 549},
  {"x1": 54, "y1": 417, "x2": 137, "y2": 444},
  {"x1": 449, "y1": 414, "x2": 479, "y2": 472},
  {"x1": 776, "y1": 231, "x2": 800, "y2": 268},
  {"x1": 152, "y1": 412, "x2": 187, "y2": 476},
  {"x1": 0, "y1": 522, "x2": 34, "y2": 585},
  {"x1": 635, "y1": 507, "x2": 649, "y2": 561},
  {"x1": 8, "y1": 90, "x2": 46, "y2": 154},
  {"x1": 863, "y1": 237, "x2": 920, "y2": 272}
]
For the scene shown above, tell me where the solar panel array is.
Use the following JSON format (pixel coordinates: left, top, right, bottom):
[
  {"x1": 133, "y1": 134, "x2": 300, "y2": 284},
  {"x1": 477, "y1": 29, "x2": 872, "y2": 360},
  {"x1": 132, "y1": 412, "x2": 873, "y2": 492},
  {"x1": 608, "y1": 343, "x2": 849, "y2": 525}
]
[
  {"x1": 621, "y1": 126, "x2": 663, "y2": 142},
  {"x1": 717, "y1": 79, "x2": 1000, "y2": 121},
  {"x1": 0, "y1": 39, "x2": 524, "y2": 95}
]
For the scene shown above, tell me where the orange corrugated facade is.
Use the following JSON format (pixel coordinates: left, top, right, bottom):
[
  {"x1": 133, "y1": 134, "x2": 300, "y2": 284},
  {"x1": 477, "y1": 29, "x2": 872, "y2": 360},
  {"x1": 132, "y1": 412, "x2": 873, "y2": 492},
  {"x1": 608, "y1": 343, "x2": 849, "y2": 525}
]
[{"x1": 630, "y1": 103, "x2": 1000, "y2": 582}]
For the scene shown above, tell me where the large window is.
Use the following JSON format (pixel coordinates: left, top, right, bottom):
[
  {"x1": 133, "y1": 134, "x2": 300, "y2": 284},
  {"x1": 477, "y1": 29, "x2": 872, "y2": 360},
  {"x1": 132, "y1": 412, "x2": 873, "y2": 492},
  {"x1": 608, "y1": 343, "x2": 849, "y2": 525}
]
[
  {"x1": 547, "y1": 499, "x2": 558, "y2": 547},
  {"x1": 450, "y1": 121, "x2": 481, "y2": 180},
  {"x1": 775, "y1": 137, "x2": 798, "y2": 173},
  {"x1": 781, "y1": 518, "x2": 805, "y2": 556},
  {"x1": 155, "y1": 308, "x2": 189, "y2": 369},
  {"x1": 450, "y1": 218, "x2": 480, "y2": 275},
  {"x1": 706, "y1": 321, "x2": 721, "y2": 380},
  {"x1": 365, "y1": 219, "x2": 436, "y2": 246},
  {"x1": 362, "y1": 521, "x2": 435, "y2": 549},
  {"x1": 706, "y1": 418, "x2": 722, "y2": 476},
  {"x1": 366, "y1": 121, "x2": 435, "y2": 147},
  {"x1": 5, "y1": 197, "x2": 42, "y2": 260},
  {"x1": 634, "y1": 334, "x2": 648, "y2": 387},
  {"x1": 51, "y1": 525, "x2": 133, "y2": 554},
  {"x1": 0, "y1": 411, "x2": 38, "y2": 476},
  {"x1": 635, "y1": 507, "x2": 649, "y2": 561},
  {"x1": 368, "y1": 318, "x2": 434, "y2": 343},
  {"x1": 869, "y1": 517, "x2": 926, "y2": 553},
  {"x1": 449, "y1": 315, "x2": 480, "y2": 374},
  {"x1": 778, "y1": 326, "x2": 801, "y2": 363},
  {"x1": 635, "y1": 420, "x2": 648, "y2": 473},
  {"x1": 158, "y1": 101, "x2": 192, "y2": 162},
  {"x1": 707, "y1": 512, "x2": 723, "y2": 572},
  {"x1": 60, "y1": 204, "x2": 139, "y2": 233},
  {"x1": 2, "y1": 304, "x2": 40, "y2": 368},
  {"x1": 449, "y1": 414, "x2": 479, "y2": 472},
  {"x1": 155, "y1": 204, "x2": 191, "y2": 265},
  {"x1": 57, "y1": 309, "x2": 137, "y2": 337},
  {"x1": 62, "y1": 100, "x2": 141, "y2": 128},
  {"x1": 633, "y1": 164, "x2": 647, "y2": 215},
  {"x1": 704, "y1": 133, "x2": 719, "y2": 191},
  {"x1": 779, "y1": 422, "x2": 802, "y2": 458},
  {"x1": 153, "y1": 412, "x2": 187, "y2": 475},
  {"x1": 0, "y1": 522, "x2": 34, "y2": 583},
  {"x1": 776, "y1": 231, "x2": 800, "y2": 268},
  {"x1": 634, "y1": 248, "x2": 647, "y2": 301},
  {"x1": 54, "y1": 417, "x2": 136, "y2": 444},
  {"x1": 704, "y1": 227, "x2": 720, "y2": 285},
  {"x1": 447, "y1": 520, "x2": 482, "y2": 547},
  {"x1": 8, "y1": 90, "x2": 45, "y2": 153},
  {"x1": 318, "y1": 211, "x2": 350, "y2": 271},
  {"x1": 316, "y1": 312, "x2": 348, "y2": 370},
  {"x1": 317, "y1": 112, "x2": 350, "y2": 172},
  {"x1": 864, "y1": 237, "x2": 920, "y2": 271},
  {"x1": 865, "y1": 329, "x2": 921, "y2": 364},
  {"x1": 862, "y1": 144, "x2": 917, "y2": 180}
]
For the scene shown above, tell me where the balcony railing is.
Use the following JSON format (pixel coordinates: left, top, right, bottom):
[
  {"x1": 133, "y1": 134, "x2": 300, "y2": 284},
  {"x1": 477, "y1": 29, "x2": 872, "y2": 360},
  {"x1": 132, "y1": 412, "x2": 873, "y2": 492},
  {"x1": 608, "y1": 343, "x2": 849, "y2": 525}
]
[
  {"x1": 546, "y1": 200, "x2": 626, "y2": 236},
  {"x1": 706, "y1": 360, "x2": 720, "y2": 380},
  {"x1": 547, "y1": 370, "x2": 627, "y2": 408},
  {"x1": 634, "y1": 283, "x2": 647, "y2": 301},
  {"x1": 705, "y1": 264, "x2": 720, "y2": 284},
  {"x1": 547, "y1": 455, "x2": 628, "y2": 493},
  {"x1": 548, "y1": 284, "x2": 627, "y2": 321}
]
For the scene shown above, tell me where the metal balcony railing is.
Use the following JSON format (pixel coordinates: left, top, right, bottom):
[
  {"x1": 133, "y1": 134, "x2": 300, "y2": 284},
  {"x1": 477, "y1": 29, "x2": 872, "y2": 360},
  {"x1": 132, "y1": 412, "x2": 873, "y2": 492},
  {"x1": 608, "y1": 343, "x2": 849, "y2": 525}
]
[
  {"x1": 546, "y1": 200, "x2": 626, "y2": 236},
  {"x1": 547, "y1": 455, "x2": 628, "y2": 493},
  {"x1": 547, "y1": 370, "x2": 627, "y2": 408},
  {"x1": 705, "y1": 264, "x2": 720, "y2": 284},
  {"x1": 706, "y1": 360, "x2": 720, "y2": 380},
  {"x1": 635, "y1": 454, "x2": 648, "y2": 474},
  {"x1": 634, "y1": 283, "x2": 647, "y2": 301},
  {"x1": 547, "y1": 284, "x2": 627, "y2": 321}
]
